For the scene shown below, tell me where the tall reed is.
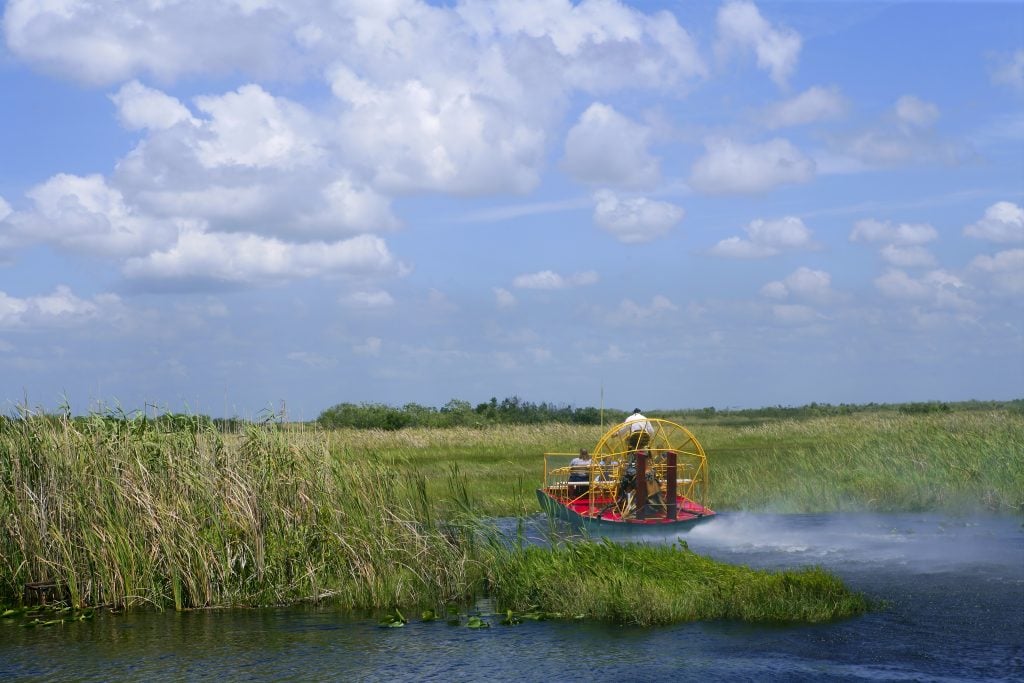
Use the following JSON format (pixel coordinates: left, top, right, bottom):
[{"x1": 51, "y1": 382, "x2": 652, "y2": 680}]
[{"x1": 0, "y1": 412, "x2": 483, "y2": 610}]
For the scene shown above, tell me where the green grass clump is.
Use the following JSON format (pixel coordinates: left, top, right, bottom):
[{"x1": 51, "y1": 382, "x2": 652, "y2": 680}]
[{"x1": 487, "y1": 539, "x2": 867, "y2": 626}]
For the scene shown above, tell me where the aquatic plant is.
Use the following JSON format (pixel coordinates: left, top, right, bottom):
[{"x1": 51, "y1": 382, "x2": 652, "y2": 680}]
[{"x1": 486, "y1": 539, "x2": 867, "y2": 625}]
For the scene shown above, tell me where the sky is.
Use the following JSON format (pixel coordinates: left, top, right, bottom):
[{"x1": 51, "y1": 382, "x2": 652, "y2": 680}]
[{"x1": 0, "y1": 0, "x2": 1022, "y2": 420}]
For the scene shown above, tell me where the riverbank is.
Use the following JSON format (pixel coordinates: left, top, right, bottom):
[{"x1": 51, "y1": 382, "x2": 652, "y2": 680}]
[{"x1": 1, "y1": 414, "x2": 867, "y2": 622}]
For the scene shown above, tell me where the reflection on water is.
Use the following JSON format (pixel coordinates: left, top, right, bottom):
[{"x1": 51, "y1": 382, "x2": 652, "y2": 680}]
[{"x1": 1, "y1": 513, "x2": 1021, "y2": 682}]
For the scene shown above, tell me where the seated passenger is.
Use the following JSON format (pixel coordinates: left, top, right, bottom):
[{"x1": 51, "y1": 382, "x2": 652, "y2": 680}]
[{"x1": 568, "y1": 448, "x2": 591, "y2": 496}]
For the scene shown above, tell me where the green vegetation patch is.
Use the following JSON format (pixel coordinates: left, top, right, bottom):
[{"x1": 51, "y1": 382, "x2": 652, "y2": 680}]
[
  {"x1": 488, "y1": 540, "x2": 867, "y2": 626},
  {"x1": 1, "y1": 411, "x2": 868, "y2": 627}
]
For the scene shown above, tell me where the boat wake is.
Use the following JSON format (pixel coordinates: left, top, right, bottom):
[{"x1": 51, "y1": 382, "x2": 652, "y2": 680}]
[{"x1": 681, "y1": 511, "x2": 1024, "y2": 574}]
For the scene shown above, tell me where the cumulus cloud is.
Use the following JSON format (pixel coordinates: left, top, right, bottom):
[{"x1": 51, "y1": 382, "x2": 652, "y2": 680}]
[
  {"x1": 563, "y1": 103, "x2": 659, "y2": 188},
  {"x1": 991, "y1": 49, "x2": 1024, "y2": 91},
  {"x1": 607, "y1": 295, "x2": 678, "y2": 326},
  {"x1": 761, "y1": 86, "x2": 845, "y2": 129},
  {"x1": 852, "y1": 219, "x2": 938, "y2": 269},
  {"x1": 895, "y1": 95, "x2": 940, "y2": 128},
  {"x1": 969, "y1": 249, "x2": 1024, "y2": 295},
  {"x1": 964, "y1": 201, "x2": 1024, "y2": 243},
  {"x1": 494, "y1": 288, "x2": 516, "y2": 308},
  {"x1": 880, "y1": 245, "x2": 936, "y2": 268},
  {"x1": 11, "y1": 174, "x2": 177, "y2": 257},
  {"x1": 512, "y1": 270, "x2": 598, "y2": 290},
  {"x1": 0, "y1": 196, "x2": 11, "y2": 222},
  {"x1": 122, "y1": 231, "x2": 403, "y2": 286},
  {"x1": 711, "y1": 216, "x2": 813, "y2": 258},
  {"x1": 0, "y1": 286, "x2": 121, "y2": 330},
  {"x1": 760, "y1": 266, "x2": 834, "y2": 304},
  {"x1": 874, "y1": 268, "x2": 974, "y2": 311},
  {"x1": 592, "y1": 190, "x2": 683, "y2": 243},
  {"x1": 689, "y1": 138, "x2": 814, "y2": 194},
  {"x1": 110, "y1": 80, "x2": 197, "y2": 130},
  {"x1": 194, "y1": 84, "x2": 321, "y2": 170},
  {"x1": 832, "y1": 95, "x2": 954, "y2": 167},
  {"x1": 715, "y1": 0, "x2": 801, "y2": 86},
  {"x1": 330, "y1": 66, "x2": 546, "y2": 195}
]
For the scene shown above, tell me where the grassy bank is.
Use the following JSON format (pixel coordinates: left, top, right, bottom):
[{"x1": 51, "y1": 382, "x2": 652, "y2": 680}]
[
  {"x1": 0, "y1": 414, "x2": 866, "y2": 623},
  {"x1": 320, "y1": 409, "x2": 1023, "y2": 515}
]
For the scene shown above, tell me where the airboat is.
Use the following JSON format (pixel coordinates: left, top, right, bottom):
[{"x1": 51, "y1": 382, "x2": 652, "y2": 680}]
[{"x1": 537, "y1": 418, "x2": 715, "y2": 531}]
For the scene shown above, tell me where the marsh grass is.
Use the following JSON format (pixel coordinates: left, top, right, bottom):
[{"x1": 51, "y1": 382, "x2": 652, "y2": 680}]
[
  {"x1": 1, "y1": 413, "x2": 871, "y2": 623},
  {"x1": 322, "y1": 410, "x2": 1023, "y2": 515},
  {"x1": 488, "y1": 539, "x2": 867, "y2": 625},
  {"x1": 697, "y1": 411, "x2": 1024, "y2": 513}
]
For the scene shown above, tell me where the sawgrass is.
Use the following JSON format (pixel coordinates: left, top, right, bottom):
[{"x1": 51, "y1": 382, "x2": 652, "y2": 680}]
[
  {"x1": 0, "y1": 413, "x2": 868, "y2": 624},
  {"x1": 323, "y1": 409, "x2": 1023, "y2": 515}
]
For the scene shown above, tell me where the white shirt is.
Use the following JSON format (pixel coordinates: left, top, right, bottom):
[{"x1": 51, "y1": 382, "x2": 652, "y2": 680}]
[{"x1": 620, "y1": 412, "x2": 653, "y2": 435}]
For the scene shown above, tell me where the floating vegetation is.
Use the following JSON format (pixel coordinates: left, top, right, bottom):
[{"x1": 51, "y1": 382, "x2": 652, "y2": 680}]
[
  {"x1": 378, "y1": 608, "x2": 407, "y2": 628},
  {"x1": 0, "y1": 603, "x2": 94, "y2": 628}
]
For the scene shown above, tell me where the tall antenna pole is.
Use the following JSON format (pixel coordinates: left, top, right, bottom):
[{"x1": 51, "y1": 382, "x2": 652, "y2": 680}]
[{"x1": 600, "y1": 381, "x2": 604, "y2": 429}]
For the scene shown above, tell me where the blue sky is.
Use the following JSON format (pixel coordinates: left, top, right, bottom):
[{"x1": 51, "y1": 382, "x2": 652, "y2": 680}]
[{"x1": 1, "y1": 0, "x2": 1022, "y2": 419}]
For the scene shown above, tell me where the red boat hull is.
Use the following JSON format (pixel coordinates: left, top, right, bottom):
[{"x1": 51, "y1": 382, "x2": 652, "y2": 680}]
[{"x1": 536, "y1": 488, "x2": 715, "y2": 531}]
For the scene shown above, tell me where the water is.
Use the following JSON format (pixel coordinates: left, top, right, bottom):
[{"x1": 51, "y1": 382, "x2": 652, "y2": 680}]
[{"x1": 2, "y1": 513, "x2": 1021, "y2": 682}]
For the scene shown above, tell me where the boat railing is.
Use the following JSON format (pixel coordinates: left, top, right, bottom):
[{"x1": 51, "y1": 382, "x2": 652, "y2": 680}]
[{"x1": 542, "y1": 450, "x2": 705, "y2": 510}]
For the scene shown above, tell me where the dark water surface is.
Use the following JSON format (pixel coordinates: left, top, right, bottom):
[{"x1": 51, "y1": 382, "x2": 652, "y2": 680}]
[{"x1": 2, "y1": 513, "x2": 1021, "y2": 682}]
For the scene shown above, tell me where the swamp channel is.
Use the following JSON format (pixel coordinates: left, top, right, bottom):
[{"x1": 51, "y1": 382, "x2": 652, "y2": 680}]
[{"x1": 1, "y1": 512, "x2": 1021, "y2": 682}]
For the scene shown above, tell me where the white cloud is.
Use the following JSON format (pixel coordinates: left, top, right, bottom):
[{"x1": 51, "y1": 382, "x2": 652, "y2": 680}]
[
  {"x1": 331, "y1": 67, "x2": 546, "y2": 195},
  {"x1": 608, "y1": 295, "x2": 678, "y2": 325},
  {"x1": 194, "y1": 84, "x2": 321, "y2": 170},
  {"x1": 761, "y1": 267, "x2": 834, "y2": 306},
  {"x1": 0, "y1": 286, "x2": 121, "y2": 330},
  {"x1": 969, "y1": 249, "x2": 1024, "y2": 295},
  {"x1": 457, "y1": 1, "x2": 707, "y2": 90},
  {"x1": 342, "y1": 290, "x2": 395, "y2": 309},
  {"x1": 759, "y1": 281, "x2": 788, "y2": 299},
  {"x1": 13, "y1": 173, "x2": 177, "y2": 257},
  {"x1": 833, "y1": 96, "x2": 953, "y2": 167},
  {"x1": 0, "y1": 196, "x2": 11, "y2": 222},
  {"x1": 964, "y1": 201, "x2": 1024, "y2": 243},
  {"x1": 690, "y1": 137, "x2": 814, "y2": 194},
  {"x1": 563, "y1": 103, "x2": 659, "y2": 188},
  {"x1": 715, "y1": 0, "x2": 801, "y2": 86},
  {"x1": 110, "y1": 80, "x2": 197, "y2": 130},
  {"x1": 3, "y1": 0, "x2": 303, "y2": 85},
  {"x1": 880, "y1": 244, "x2": 936, "y2": 268},
  {"x1": 992, "y1": 49, "x2": 1024, "y2": 91},
  {"x1": 850, "y1": 219, "x2": 937, "y2": 246},
  {"x1": 299, "y1": 176, "x2": 402, "y2": 234},
  {"x1": 895, "y1": 95, "x2": 939, "y2": 128},
  {"x1": 513, "y1": 270, "x2": 598, "y2": 290},
  {"x1": 711, "y1": 216, "x2": 813, "y2": 258},
  {"x1": 123, "y1": 230, "x2": 403, "y2": 286},
  {"x1": 762, "y1": 86, "x2": 845, "y2": 129},
  {"x1": 874, "y1": 268, "x2": 974, "y2": 311},
  {"x1": 592, "y1": 190, "x2": 683, "y2": 243},
  {"x1": 494, "y1": 288, "x2": 516, "y2": 308}
]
